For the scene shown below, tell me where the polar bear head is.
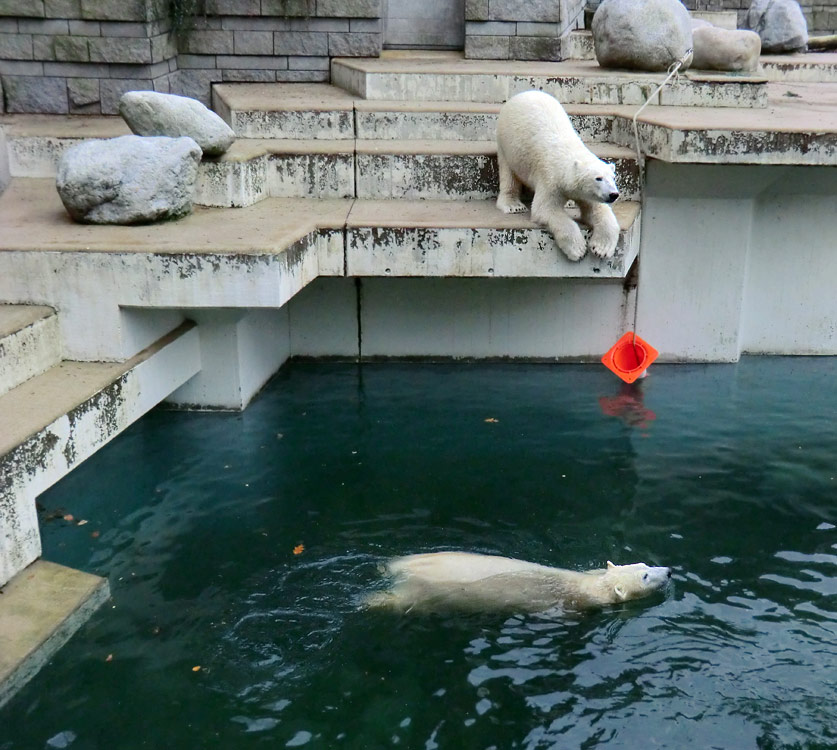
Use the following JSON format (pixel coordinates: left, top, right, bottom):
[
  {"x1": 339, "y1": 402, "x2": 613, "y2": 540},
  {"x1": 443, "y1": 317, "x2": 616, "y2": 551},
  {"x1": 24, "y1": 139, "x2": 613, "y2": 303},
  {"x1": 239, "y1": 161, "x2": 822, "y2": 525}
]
[
  {"x1": 600, "y1": 561, "x2": 671, "y2": 602},
  {"x1": 571, "y1": 157, "x2": 620, "y2": 204}
]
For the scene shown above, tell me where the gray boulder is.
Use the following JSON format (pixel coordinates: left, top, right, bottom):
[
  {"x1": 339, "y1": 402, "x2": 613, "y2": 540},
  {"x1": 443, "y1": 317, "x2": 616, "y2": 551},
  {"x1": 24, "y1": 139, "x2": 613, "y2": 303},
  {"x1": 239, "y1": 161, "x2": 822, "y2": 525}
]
[
  {"x1": 746, "y1": 0, "x2": 808, "y2": 53},
  {"x1": 692, "y1": 27, "x2": 762, "y2": 72},
  {"x1": 56, "y1": 135, "x2": 202, "y2": 225},
  {"x1": 592, "y1": 0, "x2": 694, "y2": 72},
  {"x1": 119, "y1": 91, "x2": 235, "y2": 156}
]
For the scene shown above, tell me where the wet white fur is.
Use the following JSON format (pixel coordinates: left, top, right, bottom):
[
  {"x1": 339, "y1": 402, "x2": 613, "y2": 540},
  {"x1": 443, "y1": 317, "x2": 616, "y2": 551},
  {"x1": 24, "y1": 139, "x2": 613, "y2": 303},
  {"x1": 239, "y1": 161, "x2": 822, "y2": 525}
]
[
  {"x1": 366, "y1": 552, "x2": 671, "y2": 615},
  {"x1": 496, "y1": 90, "x2": 621, "y2": 262}
]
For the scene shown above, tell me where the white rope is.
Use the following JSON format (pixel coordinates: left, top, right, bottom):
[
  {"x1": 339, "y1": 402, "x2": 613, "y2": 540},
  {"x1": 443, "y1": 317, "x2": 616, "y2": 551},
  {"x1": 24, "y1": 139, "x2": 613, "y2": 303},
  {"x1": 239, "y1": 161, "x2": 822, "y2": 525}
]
[
  {"x1": 630, "y1": 50, "x2": 693, "y2": 168},
  {"x1": 629, "y1": 49, "x2": 692, "y2": 351}
]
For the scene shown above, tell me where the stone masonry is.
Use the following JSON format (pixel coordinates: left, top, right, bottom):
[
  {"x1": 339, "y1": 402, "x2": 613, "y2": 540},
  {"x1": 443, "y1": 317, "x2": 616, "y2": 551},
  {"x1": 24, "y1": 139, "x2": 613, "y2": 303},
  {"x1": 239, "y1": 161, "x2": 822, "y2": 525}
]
[
  {"x1": 464, "y1": 0, "x2": 587, "y2": 60},
  {"x1": 0, "y1": 0, "x2": 382, "y2": 114}
]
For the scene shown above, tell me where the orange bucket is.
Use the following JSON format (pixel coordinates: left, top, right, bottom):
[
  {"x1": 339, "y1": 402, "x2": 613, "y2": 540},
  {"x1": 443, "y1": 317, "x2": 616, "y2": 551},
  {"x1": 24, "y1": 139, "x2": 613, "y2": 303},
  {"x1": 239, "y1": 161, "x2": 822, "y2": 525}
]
[{"x1": 602, "y1": 332, "x2": 659, "y2": 384}]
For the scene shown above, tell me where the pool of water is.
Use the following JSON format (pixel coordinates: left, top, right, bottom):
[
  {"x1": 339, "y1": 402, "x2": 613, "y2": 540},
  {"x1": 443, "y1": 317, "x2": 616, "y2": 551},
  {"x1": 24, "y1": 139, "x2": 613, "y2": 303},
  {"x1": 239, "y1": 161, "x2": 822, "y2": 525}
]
[{"x1": 2, "y1": 360, "x2": 836, "y2": 749}]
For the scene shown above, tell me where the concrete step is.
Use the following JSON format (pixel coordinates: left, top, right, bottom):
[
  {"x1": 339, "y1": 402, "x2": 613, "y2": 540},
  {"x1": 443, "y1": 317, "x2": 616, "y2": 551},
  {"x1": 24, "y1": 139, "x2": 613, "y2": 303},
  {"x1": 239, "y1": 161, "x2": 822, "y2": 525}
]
[
  {"x1": 354, "y1": 139, "x2": 640, "y2": 201},
  {"x1": 759, "y1": 52, "x2": 837, "y2": 83},
  {"x1": 0, "y1": 305, "x2": 61, "y2": 398},
  {"x1": 1, "y1": 115, "x2": 129, "y2": 178},
  {"x1": 0, "y1": 560, "x2": 109, "y2": 710},
  {"x1": 195, "y1": 138, "x2": 355, "y2": 207},
  {"x1": 564, "y1": 30, "x2": 595, "y2": 61},
  {"x1": 346, "y1": 199, "x2": 641, "y2": 279},
  {"x1": 1, "y1": 177, "x2": 639, "y2": 281},
  {"x1": 331, "y1": 55, "x2": 769, "y2": 108},
  {"x1": 0, "y1": 321, "x2": 201, "y2": 587},
  {"x1": 194, "y1": 138, "x2": 640, "y2": 207},
  {"x1": 213, "y1": 82, "x2": 356, "y2": 140},
  {"x1": 212, "y1": 82, "x2": 619, "y2": 142}
]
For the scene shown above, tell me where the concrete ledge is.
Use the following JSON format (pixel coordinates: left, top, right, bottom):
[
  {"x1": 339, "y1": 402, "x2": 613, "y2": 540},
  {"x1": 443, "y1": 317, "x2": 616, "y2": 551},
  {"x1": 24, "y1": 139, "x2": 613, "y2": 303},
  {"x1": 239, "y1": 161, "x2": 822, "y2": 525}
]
[
  {"x1": 0, "y1": 305, "x2": 61, "y2": 398},
  {"x1": 760, "y1": 52, "x2": 837, "y2": 83},
  {"x1": 0, "y1": 560, "x2": 109, "y2": 710},
  {"x1": 194, "y1": 137, "x2": 640, "y2": 205},
  {"x1": 213, "y1": 81, "x2": 356, "y2": 139},
  {"x1": 331, "y1": 56, "x2": 768, "y2": 108},
  {"x1": 346, "y1": 199, "x2": 640, "y2": 278},
  {"x1": 353, "y1": 139, "x2": 640, "y2": 201}
]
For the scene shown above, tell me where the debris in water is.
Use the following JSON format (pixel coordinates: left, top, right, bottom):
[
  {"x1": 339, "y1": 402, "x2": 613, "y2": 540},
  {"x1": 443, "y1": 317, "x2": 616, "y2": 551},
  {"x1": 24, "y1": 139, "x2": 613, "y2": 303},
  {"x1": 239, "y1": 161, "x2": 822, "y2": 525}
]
[
  {"x1": 484, "y1": 418, "x2": 499, "y2": 423},
  {"x1": 63, "y1": 514, "x2": 74, "y2": 522},
  {"x1": 293, "y1": 544, "x2": 305, "y2": 555}
]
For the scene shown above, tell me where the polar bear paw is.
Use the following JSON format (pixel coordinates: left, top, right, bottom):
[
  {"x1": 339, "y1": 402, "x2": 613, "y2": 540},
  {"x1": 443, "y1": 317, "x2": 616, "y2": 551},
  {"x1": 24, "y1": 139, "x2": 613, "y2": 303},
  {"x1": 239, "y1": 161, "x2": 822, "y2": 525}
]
[
  {"x1": 496, "y1": 196, "x2": 528, "y2": 214},
  {"x1": 589, "y1": 231, "x2": 618, "y2": 259},
  {"x1": 559, "y1": 227, "x2": 588, "y2": 262},
  {"x1": 588, "y1": 220, "x2": 620, "y2": 259}
]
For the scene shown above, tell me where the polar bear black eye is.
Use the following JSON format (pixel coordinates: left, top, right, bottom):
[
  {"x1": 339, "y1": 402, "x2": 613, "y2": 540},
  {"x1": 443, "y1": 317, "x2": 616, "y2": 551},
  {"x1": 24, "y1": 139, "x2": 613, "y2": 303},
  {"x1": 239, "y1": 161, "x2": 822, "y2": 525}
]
[
  {"x1": 595, "y1": 177, "x2": 603, "y2": 182},
  {"x1": 642, "y1": 573, "x2": 649, "y2": 581}
]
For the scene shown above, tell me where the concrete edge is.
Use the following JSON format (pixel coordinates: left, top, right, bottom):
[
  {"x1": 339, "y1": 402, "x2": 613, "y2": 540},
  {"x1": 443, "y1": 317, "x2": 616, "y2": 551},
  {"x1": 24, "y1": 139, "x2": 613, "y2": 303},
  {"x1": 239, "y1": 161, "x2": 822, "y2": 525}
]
[
  {"x1": 0, "y1": 560, "x2": 110, "y2": 710},
  {"x1": 0, "y1": 306, "x2": 62, "y2": 399}
]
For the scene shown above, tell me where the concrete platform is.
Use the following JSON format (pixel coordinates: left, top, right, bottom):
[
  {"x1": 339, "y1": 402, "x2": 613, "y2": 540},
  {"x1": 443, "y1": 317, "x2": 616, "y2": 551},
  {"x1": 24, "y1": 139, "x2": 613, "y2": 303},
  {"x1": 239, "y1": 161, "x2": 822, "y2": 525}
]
[
  {"x1": 0, "y1": 178, "x2": 639, "y2": 281},
  {"x1": 331, "y1": 54, "x2": 769, "y2": 108},
  {"x1": 0, "y1": 559, "x2": 110, "y2": 709}
]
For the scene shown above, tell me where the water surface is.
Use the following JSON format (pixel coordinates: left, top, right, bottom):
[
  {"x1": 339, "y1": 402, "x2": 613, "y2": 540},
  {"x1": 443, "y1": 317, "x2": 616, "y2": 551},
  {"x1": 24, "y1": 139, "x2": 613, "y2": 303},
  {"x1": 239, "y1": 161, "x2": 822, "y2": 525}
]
[{"x1": 2, "y1": 360, "x2": 835, "y2": 749}]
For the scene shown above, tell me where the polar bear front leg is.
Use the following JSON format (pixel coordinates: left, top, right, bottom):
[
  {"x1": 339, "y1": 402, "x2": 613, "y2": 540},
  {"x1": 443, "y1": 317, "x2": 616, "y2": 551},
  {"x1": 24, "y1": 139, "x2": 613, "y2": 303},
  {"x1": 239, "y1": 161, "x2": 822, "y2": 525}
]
[
  {"x1": 532, "y1": 190, "x2": 587, "y2": 261},
  {"x1": 495, "y1": 148, "x2": 527, "y2": 215},
  {"x1": 578, "y1": 201, "x2": 620, "y2": 259}
]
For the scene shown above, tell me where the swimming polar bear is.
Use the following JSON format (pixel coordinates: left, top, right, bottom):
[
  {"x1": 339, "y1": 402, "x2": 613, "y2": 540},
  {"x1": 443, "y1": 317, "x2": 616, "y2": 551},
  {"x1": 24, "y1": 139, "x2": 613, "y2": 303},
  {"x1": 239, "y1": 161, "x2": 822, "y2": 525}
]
[
  {"x1": 496, "y1": 90, "x2": 622, "y2": 262},
  {"x1": 365, "y1": 552, "x2": 672, "y2": 615}
]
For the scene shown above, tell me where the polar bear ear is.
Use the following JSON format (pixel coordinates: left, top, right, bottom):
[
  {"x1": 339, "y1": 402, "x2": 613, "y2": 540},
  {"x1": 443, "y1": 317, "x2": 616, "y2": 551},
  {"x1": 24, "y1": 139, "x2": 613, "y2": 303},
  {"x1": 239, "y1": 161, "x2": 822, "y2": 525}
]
[
  {"x1": 607, "y1": 560, "x2": 616, "y2": 569},
  {"x1": 608, "y1": 162, "x2": 616, "y2": 174},
  {"x1": 614, "y1": 584, "x2": 628, "y2": 601}
]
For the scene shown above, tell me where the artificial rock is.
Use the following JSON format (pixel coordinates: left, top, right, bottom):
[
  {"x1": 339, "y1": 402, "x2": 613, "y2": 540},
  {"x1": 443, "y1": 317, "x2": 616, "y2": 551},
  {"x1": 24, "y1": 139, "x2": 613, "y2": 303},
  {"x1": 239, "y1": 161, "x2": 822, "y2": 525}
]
[
  {"x1": 591, "y1": 0, "x2": 694, "y2": 72},
  {"x1": 692, "y1": 27, "x2": 762, "y2": 72},
  {"x1": 746, "y1": 0, "x2": 808, "y2": 53},
  {"x1": 118, "y1": 91, "x2": 236, "y2": 156},
  {"x1": 56, "y1": 135, "x2": 202, "y2": 225}
]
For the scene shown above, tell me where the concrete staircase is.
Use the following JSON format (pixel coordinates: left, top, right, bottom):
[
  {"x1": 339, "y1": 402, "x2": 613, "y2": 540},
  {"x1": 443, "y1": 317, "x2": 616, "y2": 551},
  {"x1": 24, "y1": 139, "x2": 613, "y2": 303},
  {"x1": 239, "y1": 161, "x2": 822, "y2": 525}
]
[
  {"x1": 0, "y1": 306, "x2": 202, "y2": 704},
  {"x1": 0, "y1": 308, "x2": 201, "y2": 585}
]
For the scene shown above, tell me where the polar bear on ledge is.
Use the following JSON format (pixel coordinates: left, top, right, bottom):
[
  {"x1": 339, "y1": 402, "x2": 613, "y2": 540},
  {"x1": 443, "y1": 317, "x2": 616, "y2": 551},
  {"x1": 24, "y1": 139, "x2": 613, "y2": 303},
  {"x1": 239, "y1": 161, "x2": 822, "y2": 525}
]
[
  {"x1": 366, "y1": 552, "x2": 671, "y2": 615},
  {"x1": 496, "y1": 90, "x2": 621, "y2": 262}
]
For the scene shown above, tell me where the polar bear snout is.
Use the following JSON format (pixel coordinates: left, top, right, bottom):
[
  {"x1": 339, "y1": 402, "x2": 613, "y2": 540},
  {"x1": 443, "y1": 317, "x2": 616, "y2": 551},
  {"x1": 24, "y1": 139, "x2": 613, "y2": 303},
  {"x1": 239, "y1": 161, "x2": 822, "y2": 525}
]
[
  {"x1": 642, "y1": 566, "x2": 672, "y2": 589},
  {"x1": 605, "y1": 190, "x2": 619, "y2": 204}
]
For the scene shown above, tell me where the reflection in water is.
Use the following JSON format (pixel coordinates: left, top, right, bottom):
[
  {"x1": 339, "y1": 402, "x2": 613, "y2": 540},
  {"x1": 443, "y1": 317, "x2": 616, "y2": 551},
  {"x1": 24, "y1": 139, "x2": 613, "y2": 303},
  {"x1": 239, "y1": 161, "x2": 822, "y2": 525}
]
[
  {"x1": 3, "y1": 361, "x2": 836, "y2": 750},
  {"x1": 599, "y1": 381, "x2": 657, "y2": 430}
]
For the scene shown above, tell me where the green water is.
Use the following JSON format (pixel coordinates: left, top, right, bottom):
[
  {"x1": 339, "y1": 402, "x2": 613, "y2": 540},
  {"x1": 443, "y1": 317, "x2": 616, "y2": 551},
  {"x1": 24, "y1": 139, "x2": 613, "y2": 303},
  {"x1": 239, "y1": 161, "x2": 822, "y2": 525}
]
[{"x1": 2, "y1": 360, "x2": 836, "y2": 749}]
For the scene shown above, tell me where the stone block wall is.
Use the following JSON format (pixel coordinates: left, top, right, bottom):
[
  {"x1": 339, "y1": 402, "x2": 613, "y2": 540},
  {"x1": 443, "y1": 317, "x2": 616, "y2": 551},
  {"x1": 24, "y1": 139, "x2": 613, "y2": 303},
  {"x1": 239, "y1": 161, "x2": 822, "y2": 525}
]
[
  {"x1": 681, "y1": 0, "x2": 836, "y2": 34},
  {"x1": 465, "y1": 0, "x2": 587, "y2": 60},
  {"x1": 0, "y1": 0, "x2": 382, "y2": 114}
]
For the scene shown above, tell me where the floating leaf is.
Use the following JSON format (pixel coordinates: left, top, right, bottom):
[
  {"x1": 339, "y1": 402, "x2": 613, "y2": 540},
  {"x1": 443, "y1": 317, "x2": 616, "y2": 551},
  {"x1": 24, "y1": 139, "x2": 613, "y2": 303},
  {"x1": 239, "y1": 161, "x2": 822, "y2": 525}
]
[
  {"x1": 192, "y1": 665, "x2": 201, "y2": 672},
  {"x1": 484, "y1": 418, "x2": 499, "y2": 423},
  {"x1": 77, "y1": 519, "x2": 88, "y2": 526},
  {"x1": 91, "y1": 530, "x2": 100, "y2": 539},
  {"x1": 63, "y1": 514, "x2": 74, "y2": 522},
  {"x1": 293, "y1": 544, "x2": 305, "y2": 555},
  {"x1": 106, "y1": 654, "x2": 113, "y2": 662}
]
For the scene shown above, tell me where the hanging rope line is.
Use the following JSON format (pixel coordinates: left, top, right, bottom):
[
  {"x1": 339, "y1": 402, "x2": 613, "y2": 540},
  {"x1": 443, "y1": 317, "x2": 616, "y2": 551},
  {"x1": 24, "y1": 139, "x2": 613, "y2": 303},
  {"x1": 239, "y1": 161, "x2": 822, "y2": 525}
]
[{"x1": 629, "y1": 49, "x2": 693, "y2": 349}]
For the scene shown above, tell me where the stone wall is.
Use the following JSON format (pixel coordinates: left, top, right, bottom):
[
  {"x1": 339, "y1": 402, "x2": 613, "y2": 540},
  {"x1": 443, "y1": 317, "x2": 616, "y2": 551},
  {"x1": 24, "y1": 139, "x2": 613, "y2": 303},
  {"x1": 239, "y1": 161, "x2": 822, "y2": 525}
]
[
  {"x1": 0, "y1": 0, "x2": 382, "y2": 114},
  {"x1": 464, "y1": 0, "x2": 587, "y2": 60},
  {"x1": 682, "y1": 0, "x2": 836, "y2": 34}
]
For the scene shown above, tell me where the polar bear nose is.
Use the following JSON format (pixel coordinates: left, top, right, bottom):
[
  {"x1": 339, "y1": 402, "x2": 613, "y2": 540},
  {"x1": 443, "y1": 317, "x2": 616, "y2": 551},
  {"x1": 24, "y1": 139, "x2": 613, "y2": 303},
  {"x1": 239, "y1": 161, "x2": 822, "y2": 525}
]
[{"x1": 607, "y1": 191, "x2": 619, "y2": 203}]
